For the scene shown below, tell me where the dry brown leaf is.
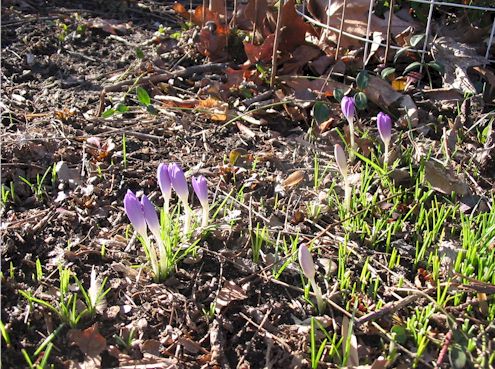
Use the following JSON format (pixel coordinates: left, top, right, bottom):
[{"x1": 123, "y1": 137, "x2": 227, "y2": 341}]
[
  {"x1": 244, "y1": 33, "x2": 276, "y2": 64},
  {"x1": 341, "y1": 316, "x2": 359, "y2": 367},
  {"x1": 141, "y1": 339, "x2": 162, "y2": 356},
  {"x1": 279, "y1": 0, "x2": 318, "y2": 53},
  {"x1": 64, "y1": 357, "x2": 101, "y2": 369},
  {"x1": 215, "y1": 280, "x2": 248, "y2": 313},
  {"x1": 281, "y1": 75, "x2": 349, "y2": 100},
  {"x1": 172, "y1": 2, "x2": 189, "y2": 19},
  {"x1": 431, "y1": 37, "x2": 487, "y2": 93},
  {"x1": 236, "y1": 122, "x2": 256, "y2": 138},
  {"x1": 235, "y1": 0, "x2": 269, "y2": 41},
  {"x1": 283, "y1": 170, "x2": 305, "y2": 188},
  {"x1": 364, "y1": 76, "x2": 418, "y2": 127},
  {"x1": 279, "y1": 44, "x2": 322, "y2": 75},
  {"x1": 209, "y1": 0, "x2": 225, "y2": 14},
  {"x1": 85, "y1": 18, "x2": 131, "y2": 35},
  {"x1": 196, "y1": 22, "x2": 228, "y2": 60},
  {"x1": 68, "y1": 324, "x2": 107, "y2": 357},
  {"x1": 424, "y1": 160, "x2": 470, "y2": 196},
  {"x1": 307, "y1": 0, "x2": 417, "y2": 48},
  {"x1": 178, "y1": 336, "x2": 209, "y2": 354}
]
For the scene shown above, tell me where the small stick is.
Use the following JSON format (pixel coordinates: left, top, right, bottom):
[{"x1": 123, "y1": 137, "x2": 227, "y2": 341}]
[
  {"x1": 335, "y1": 0, "x2": 348, "y2": 61},
  {"x1": 270, "y1": 0, "x2": 284, "y2": 87},
  {"x1": 384, "y1": 0, "x2": 394, "y2": 63},
  {"x1": 252, "y1": 0, "x2": 259, "y2": 42}
]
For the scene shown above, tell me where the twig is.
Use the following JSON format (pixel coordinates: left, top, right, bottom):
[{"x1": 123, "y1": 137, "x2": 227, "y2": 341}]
[
  {"x1": 270, "y1": 0, "x2": 284, "y2": 87},
  {"x1": 384, "y1": 0, "x2": 394, "y2": 63},
  {"x1": 335, "y1": 0, "x2": 347, "y2": 61},
  {"x1": 354, "y1": 287, "x2": 435, "y2": 327},
  {"x1": 96, "y1": 63, "x2": 227, "y2": 116}
]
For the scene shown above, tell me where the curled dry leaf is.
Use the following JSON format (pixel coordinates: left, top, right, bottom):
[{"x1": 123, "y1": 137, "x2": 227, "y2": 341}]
[
  {"x1": 364, "y1": 76, "x2": 418, "y2": 127},
  {"x1": 215, "y1": 280, "x2": 248, "y2": 313},
  {"x1": 283, "y1": 170, "x2": 305, "y2": 189}
]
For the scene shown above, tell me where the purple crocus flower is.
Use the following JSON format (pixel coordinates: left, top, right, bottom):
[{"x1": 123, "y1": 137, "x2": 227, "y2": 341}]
[
  {"x1": 341, "y1": 96, "x2": 355, "y2": 124},
  {"x1": 377, "y1": 112, "x2": 392, "y2": 146},
  {"x1": 341, "y1": 96, "x2": 356, "y2": 160},
  {"x1": 168, "y1": 163, "x2": 189, "y2": 204},
  {"x1": 141, "y1": 194, "x2": 161, "y2": 240},
  {"x1": 192, "y1": 176, "x2": 208, "y2": 207},
  {"x1": 377, "y1": 112, "x2": 392, "y2": 165},
  {"x1": 124, "y1": 190, "x2": 147, "y2": 238},
  {"x1": 157, "y1": 163, "x2": 172, "y2": 212},
  {"x1": 192, "y1": 175, "x2": 209, "y2": 227}
]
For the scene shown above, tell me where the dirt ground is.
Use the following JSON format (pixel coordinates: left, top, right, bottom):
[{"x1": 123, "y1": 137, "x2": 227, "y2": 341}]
[{"x1": 1, "y1": 1, "x2": 494, "y2": 368}]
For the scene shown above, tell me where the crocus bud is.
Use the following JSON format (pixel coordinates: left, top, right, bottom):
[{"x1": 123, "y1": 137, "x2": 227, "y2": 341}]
[
  {"x1": 157, "y1": 163, "x2": 172, "y2": 210},
  {"x1": 334, "y1": 144, "x2": 348, "y2": 179},
  {"x1": 192, "y1": 176, "x2": 208, "y2": 207},
  {"x1": 298, "y1": 244, "x2": 325, "y2": 313},
  {"x1": 341, "y1": 96, "x2": 355, "y2": 124},
  {"x1": 169, "y1": 163, "x2": 189, "y2": 204},
  {"x1": 298, "y1": 244, "x2": 315, "y2": 280},
  {"x1": 192, "y1": 175, "x2": 209, "y2": 227},
  {"x1": 377, "y1": 112, "x2": 392, "y2": 146},
  {"x1": 141, "y1": 194, "x2": 161, "y2": 239},
  {"x1": 124, "y1": 190, "x2": 147, "y2": 238}
]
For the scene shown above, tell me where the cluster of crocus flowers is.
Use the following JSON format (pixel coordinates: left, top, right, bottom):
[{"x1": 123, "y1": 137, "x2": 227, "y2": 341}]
[
  {"x1": 376, "y1": 112, "x2": 392, "y2": 166},
  {"x1": 334, "y1": 143, "x2": 351, "y2": 212},
  {"x1": 341, "y1": 96, "x2": 356, "y2": 161},
  {"x1": 124, "y1": 163, "x2": 209, "y2": 281},
  {"x1": 298, "y1": 244, "x2": 325, "y2": 313}
]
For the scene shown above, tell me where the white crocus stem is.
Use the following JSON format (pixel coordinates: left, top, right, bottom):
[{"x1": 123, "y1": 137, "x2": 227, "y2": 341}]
[
  {"x1": 344, "y1": 176, "x2": 351, "y2": 212},
  {"x1": 383, "y1": 142, "x2": 390, "y2": 166},
  {"x1": 309, "y1": 277, "x2": 326, "y2": 314},
  {"x1": 142, "y1": 234, "x2": 159, "y2": 279},
  {"x1": 183, "y1": 202, "x2": 192, "y2": 235},
  {"x1": 348, "y1": 118, "x2": 356, "y2": 162},
  {"x1": 201, "y1": 203, "x2": 209, "y2": 228}
]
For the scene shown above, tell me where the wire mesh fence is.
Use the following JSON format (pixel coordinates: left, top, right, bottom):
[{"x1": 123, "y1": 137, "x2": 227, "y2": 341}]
[{"x1": 296, "y1": 0, "x2": 495, "y2": 68}]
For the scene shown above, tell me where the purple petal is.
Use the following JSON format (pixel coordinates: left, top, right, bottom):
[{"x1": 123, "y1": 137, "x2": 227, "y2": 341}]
[
  {"x1": 169, "y1": 163, "x2": 189, "y2": 202},
  {"x1": 298, "y1": 244, "x2": 315, "y2": 280},
  {"x1": 341, "y1": 96, "x2": 355, "y2": 121},
  {"x1": 141, "y1": 194, "x2": 161, "y2": 238},
  {"x1": 334, "y1": 144, "x2": 348, "y2": 178},
  {"x1": 157, "y1": 163, "x2": 171, "y2": 202},
  {"x1": 124, "y1": 190, "x2": 147, "y2": 237},
  {"x1": 377, "y1": 112, "x2": 392, "y2": 144},
  {"x1": 192, "y1": 175, "x2": 208, "y2": 207}
]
